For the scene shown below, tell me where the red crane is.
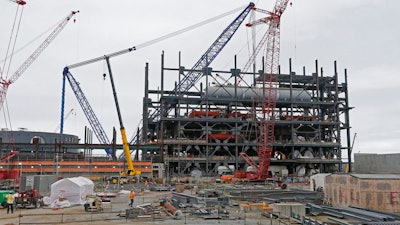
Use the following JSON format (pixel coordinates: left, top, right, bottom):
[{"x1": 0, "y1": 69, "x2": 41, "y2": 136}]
[
  {"x1": 8, "y1": 0, "x2": 26, "y2": 5},
  {"x1": 0, "y1": 10, "x2": 78, "y2": 112},
  {"x1": 239, "y1": 0, "x2": 289, "y2": 180},
  {"x1": 0, "y1": 151, "x2": 19, "y2": 163}
]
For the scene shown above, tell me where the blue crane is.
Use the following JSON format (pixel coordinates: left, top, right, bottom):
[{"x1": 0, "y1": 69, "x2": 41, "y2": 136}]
[
  {"x1": 131, "y1": 2, "x2": 255, "y2": 145},
  {"x1": 60, "y1": 3, "x2": 255, "y2": 160},
  {"x1": 61, "y1": 68, "x2": 114, "y2": 158}
]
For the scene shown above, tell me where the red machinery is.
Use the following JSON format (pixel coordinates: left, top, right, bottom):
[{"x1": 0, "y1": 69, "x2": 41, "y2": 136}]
[
  {"x1": 0, "y1": 151, "x2": 19, "y2": 163},
  {"x1": 237, "y1": 0, "x2": 290, "y2": 180},
  {"x1": 15, "y1": 189, "x2": 43, "y2": 208},
  {"x1": 0, "y1": 151, "x2": 20, "y2": 180}
]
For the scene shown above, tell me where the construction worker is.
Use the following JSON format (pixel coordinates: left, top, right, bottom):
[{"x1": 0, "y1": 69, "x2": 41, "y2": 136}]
[
  {"x1": 6, "y1": 192, "x2": 14, "y2": 214},
  {"x1": 129, "y1": 190, "x2": 135, "y2": 207}
]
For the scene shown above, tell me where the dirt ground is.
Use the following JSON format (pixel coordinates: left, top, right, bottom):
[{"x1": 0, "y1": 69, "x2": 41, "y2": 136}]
[{"x1": 0, "y1": 187, "x2": 282, "y2": 225}]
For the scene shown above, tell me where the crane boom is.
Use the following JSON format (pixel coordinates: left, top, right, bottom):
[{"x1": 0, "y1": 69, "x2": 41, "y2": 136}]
[
  {"x1": 257, "y1": 0, "x2": 289, "y2": 179},
  {"x1": 105, "y1": 57, "x2": 140, "y2": 176},
  {"x1": 238, "y1": 0, "x2": 289, "y2": 180},
  {"x1": 65, "y1": 4, "x2": 244, "y2": 70},
  {"x1": 130, "y1": 2, "x2": 255, "y2": 145},
  {"x1": 239, "y1": 13, "x2": 273, "y2": 80},
  {"x1": 61, "y1": 5, "x2": 248, "y2": 151},
  {"x1": 174, "y1": 2, "x2": 255, "y2": 94},
  {"x1": 8, "y1": 0, "x2": 26, "y2": 5},
  {"x1": 0, "y1": 10, "x2": 78, "y2": 111},
  {"x1": 61, "y1": 3, "x2": 254, "y2": 169},
  {"x1": 1, "y1": 151, "x2": 19, "y2": 163},
  {"x1": 8, "y1": 11, "x2": 78, "y2": 85},
  {"x1": 62, "y1": 69, "x2": 111, "y2": 145}
]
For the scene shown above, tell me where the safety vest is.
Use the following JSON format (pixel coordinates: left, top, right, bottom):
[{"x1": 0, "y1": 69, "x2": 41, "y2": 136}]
[
  {"x1": 129, "y1": 192, "x2": 134, "y2": 199},
  {"x1": 6, "y1": 194, "x2": 13, "y2": 204}
]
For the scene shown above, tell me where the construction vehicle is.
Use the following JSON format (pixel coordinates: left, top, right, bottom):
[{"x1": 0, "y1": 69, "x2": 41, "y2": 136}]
[
  {"x1": 14, "y1": 189, "x2": 42, "y2": 208},
  {"x1": 235, "y1": 0, "x2": 290, "y2": 180},
  {"x1": 104, "y1": 57, "x2": 141, "y2": 179},
  {"x1": 0, "y1": 190, "x2": 15, "y2": 208},
  {"x1": 62, "y1": 56, "x2": 142, "y2": 180},
  {"x1": 83, "y1": 195, "x2": 103, "y2": 212}
]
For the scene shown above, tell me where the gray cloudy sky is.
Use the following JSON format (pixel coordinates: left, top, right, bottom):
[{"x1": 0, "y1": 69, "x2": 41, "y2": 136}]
[{"x1": 0, "y1": 0, "x2": 399, "y2": 158}]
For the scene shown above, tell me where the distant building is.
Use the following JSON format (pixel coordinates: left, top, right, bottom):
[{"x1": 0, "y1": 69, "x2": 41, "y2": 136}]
[
  {"x1": 0, "y1": 129, "x2": 80, "y2": 160},
  {"x1": 354, "y1": 153, "x2": 400, "y2": 174},
  {"x1": 0, "y1": 128, "x2": 79, "y2": 144}
]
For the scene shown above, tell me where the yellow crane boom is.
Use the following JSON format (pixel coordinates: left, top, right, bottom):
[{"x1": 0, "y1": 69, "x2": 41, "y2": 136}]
[{"x1": 105, "y1": 57, "x2": 140, "y2": 177}]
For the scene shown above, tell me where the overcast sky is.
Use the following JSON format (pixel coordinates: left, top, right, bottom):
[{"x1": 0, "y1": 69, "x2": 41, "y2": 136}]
[{"x1": 0, "y1": 0, "x2": 399, "y2": 158}]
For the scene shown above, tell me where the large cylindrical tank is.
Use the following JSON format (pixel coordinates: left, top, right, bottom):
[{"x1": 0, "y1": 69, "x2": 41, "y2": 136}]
[{"x1": 205, "y1": 86, "x2": 311, "y2": 101}]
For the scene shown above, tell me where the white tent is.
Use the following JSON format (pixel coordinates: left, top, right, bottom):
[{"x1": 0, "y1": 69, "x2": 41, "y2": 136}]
[{"x1": 50, "y1": 176, "x2": 94, "y2": 205}]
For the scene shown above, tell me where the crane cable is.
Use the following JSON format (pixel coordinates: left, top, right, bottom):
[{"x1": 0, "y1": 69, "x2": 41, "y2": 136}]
[
  {"x1": 0, "y1": 14, "x2": 66, "y2": 65},
  {"x1": 134, "y1": 5, "x2": 246, "y2": 50},
  {"x1": 2, "y1": 99, "x2": 15, "y2": 151},
  {"x1": 67, "y1": 4, "x2": 247, "y2": 69},
  {"x1": 1, "y1": 4, "x2": 24, "y2": 80},
  {"x1": 1, "y1": 3, "x2": 25, "y2": 151}
]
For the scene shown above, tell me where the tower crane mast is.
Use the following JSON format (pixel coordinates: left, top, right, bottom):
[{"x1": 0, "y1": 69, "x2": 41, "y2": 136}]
[
  {"x1": 240, "y1": 0, "x2": 289, "y2": 180},
  {"x1": 0, "y1": 10, "x2": 78, "y2": 111}
]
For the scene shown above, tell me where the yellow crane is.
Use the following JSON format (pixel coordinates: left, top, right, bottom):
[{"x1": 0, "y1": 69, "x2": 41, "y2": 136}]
[{"x1": 104, "y1": 57, "x2": 141, "y2": 178}]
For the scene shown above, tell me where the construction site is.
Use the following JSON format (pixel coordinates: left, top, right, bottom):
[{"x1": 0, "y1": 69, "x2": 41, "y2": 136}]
[
  {"x1": 0, "y1": 0, "x2": 350, "y2": 183},
  {"x1": 1, "y1": 0, "x2": 400, "y2": 225}
]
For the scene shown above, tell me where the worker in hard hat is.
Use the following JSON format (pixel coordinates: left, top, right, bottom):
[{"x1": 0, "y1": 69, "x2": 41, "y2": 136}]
[
  {"x1": 129, "y1": 190, "x2": 135, "y2": 207},
  {"x1": 6, "y1": 192, "x2": 14, "y2": 214}
]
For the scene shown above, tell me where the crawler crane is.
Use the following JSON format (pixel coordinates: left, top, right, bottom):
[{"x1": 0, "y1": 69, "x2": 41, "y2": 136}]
[
  {"x1": 63, "y1": 57, "x2": 141, "y2": 178},
  {"x1": 238, "y1": 0, "x2": 289, "y2": 180}
]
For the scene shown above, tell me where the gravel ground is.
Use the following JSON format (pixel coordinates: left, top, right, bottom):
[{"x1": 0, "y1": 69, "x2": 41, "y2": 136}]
[{"x1": 0, "y1": 185, "x2": 285, "y2": 225}]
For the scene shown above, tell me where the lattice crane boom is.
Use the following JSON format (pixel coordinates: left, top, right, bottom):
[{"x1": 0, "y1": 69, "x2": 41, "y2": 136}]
[
  {"x1": 8, "y1": 11, "x2": 78, "y2": 85},
  {"x1": 0, "y1": 10, "x2": 78, "y2": 111},
  {"x1": 62, "y1": 69, "x2": 111, "y2": 145},
  {"x1": 132, "y1": 2, "x2": 255, "y2": 145},
  {"x1": 239, "y1": 0, "x2": 289, "y2": 180},
  {"x1": 175, "y1": 2, "x2": 255, "y2": 94},
  {"x1": 257, "y1": 0, "x2": 289, "y2": 179}
]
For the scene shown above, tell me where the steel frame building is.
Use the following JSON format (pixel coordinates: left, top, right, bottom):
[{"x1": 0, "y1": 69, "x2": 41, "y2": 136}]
[{"x1": 141, "y1": 53, "x2": 352, "y2": 179}]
